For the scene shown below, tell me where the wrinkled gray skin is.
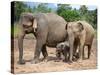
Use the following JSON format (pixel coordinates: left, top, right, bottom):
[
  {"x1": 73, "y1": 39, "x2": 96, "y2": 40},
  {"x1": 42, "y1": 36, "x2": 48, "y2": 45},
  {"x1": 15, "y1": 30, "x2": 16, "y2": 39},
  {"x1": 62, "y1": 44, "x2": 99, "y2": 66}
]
[
  {"x1": 56, "y1": 41, "x2": 70, "y2": 62},
  {"x1": 18, "y1": 13, "x2": 68, "y2": 64},
  {"x1": 65, "y1": 21, "x2": 95, "y2": 62}
]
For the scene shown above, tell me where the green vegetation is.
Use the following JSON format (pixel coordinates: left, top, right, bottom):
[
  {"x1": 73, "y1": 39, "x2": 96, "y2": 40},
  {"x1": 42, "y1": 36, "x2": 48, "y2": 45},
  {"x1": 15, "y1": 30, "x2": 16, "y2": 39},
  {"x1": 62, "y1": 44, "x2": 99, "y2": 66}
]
[
  {"x1": 57, "y1": 4, "x2": 80, "y2": 21},
  {"x1": 12, "y1": 2, "x2": 97, "y2": 38},
  {"x1": 13, "y1": 24, "x2": 19, "y2": 38}
]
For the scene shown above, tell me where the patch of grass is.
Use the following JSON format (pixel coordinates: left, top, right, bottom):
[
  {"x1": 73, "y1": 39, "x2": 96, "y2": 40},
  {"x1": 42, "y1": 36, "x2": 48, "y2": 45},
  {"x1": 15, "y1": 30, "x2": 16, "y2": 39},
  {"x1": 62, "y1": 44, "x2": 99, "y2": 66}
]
[
  {"x1": 14, "y1": 24, "x2": 20, "y2": 38},
  {"x1": 11, "y1": 24, "x2": 20, "y2": 38}
]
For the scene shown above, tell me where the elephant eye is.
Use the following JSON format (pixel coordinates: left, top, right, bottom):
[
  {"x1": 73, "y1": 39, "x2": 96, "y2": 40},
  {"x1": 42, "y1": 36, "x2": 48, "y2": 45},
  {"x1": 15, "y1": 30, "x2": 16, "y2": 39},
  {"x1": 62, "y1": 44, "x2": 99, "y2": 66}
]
[
  {"x1": 68, "y1": 26, "x2": 71, "y2": 28},
  {"x1": 23, "y1": 24, "x2": 29, "y2": 28},
  {"x1": 29, "y1": 24, "x2": 33, "y2": 27}
]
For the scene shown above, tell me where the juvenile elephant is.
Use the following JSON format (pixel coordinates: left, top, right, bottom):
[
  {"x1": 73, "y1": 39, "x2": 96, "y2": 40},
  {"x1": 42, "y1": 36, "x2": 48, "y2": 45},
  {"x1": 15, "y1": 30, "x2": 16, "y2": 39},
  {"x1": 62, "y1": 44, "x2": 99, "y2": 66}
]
[
  {"x1": 65, "y1": 21, "x2": 95, "y2": 62},
  {"x1": 56, "y1": 41, "x2": 70, "y2": 62},
  {"x1": 18, "y1": 13, "x2": 68, "y2": 64}
]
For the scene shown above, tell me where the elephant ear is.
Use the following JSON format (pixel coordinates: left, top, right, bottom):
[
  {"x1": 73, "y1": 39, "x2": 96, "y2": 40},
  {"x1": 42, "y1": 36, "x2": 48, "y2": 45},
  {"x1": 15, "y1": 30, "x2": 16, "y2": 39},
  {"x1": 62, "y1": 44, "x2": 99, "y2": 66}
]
[
  {"x1": 33, "y1": 18, "x2": 37, "y2": 32},
  {"x1": 65, "y1": 22, "x2": 69, "y2": 30},
  {"x1": 77, "y1": 22, "x2": 84, "y2": 32}
]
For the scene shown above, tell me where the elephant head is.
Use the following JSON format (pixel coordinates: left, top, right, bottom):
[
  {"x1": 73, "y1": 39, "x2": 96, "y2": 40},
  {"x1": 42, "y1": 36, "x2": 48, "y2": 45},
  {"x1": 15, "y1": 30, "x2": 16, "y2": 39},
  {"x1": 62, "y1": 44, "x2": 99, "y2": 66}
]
[
  {"x1": 18, "y1": 13, "x2": 38, "y2": 64},
  {"x1": 65, "y1": 22, "x2": 84, "y2": 37},
  {"x1": 19, "y1": 13, "x2": 37, "y2": 34},
  {"x1": 65, "y1": 21, "x2": 84, "y2": 62}
]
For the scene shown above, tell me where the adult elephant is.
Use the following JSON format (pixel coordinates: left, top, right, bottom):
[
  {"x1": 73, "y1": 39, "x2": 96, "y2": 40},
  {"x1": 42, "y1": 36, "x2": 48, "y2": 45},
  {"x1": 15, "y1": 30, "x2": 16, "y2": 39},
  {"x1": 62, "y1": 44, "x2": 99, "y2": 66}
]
[
  {"x1": 18, "y1": 13, "x2": 68, "y2": 64},
  {"x1": 65, "y1": 21, "x2": 95, "y2": 62}
]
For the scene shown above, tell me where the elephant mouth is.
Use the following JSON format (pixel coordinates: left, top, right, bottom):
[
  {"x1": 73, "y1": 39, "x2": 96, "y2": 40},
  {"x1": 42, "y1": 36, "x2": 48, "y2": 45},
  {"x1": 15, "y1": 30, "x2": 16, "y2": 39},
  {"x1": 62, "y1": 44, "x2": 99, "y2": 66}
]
[{"x1": 25, "y1": 30, "x2": 32, "y2": 34}]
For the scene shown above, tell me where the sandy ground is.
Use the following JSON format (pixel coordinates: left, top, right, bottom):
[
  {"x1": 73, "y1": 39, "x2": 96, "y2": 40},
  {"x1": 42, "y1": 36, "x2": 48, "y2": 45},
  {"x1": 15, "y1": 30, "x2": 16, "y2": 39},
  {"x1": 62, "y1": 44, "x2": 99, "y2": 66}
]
[{"x1": 12, "y1": 37, "x2": 97, "y2": 74}]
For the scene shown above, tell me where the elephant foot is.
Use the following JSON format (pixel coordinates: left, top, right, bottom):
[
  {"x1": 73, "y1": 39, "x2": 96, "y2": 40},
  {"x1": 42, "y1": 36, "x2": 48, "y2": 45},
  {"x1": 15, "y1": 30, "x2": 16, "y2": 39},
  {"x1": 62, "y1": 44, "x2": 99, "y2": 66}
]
[
  {"x1": 31, "y1": 59, "x2": 40, "y2": 64},
  {"x1": 77, "y1": 59, "x2": 82, "y2": 63},
  {"x1": 68, "y1": 60, "x2": 73, "y2": 63},
  {"x1": 63, "y1": 59, "x2": 68, "y2": 62},
  {"x1": 72, "y1": 56, "x2": 78, "y2": 62},
  {"x1": 55, "y1": 58, "x2": 61, "y2": 62},
  {"x1": 67, "y1": 60, "x2": 73, "y2": 65},
  {"x1": 55, "y1": 57, "x2": 61, "y2": 62},
  {"x1": 18, "y1": 60, "x2": 25, "y2": 65},
  {"x1": 87, "y1": 57, "x2": 90, "y2": 59},
  {"x1": 55, "y1": 60, "x2": 60, "y2": 62},
  {"x1": 83, "y1": 57, "x2": 89, "y2": 60},
  {"x1": 42, "y1": 57, "x2": 49, "y2": 62},
  {"x1": 75, "y1": 53, "x2": 79, "y2": 59}
]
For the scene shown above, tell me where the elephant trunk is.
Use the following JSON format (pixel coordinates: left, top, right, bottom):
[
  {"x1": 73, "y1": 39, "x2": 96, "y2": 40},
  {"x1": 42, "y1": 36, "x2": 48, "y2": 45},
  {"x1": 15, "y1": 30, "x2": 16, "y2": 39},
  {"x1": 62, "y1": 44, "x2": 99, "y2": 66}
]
[
  {"x1": 18, "y1": 33, "x2": 25, "y2": 63},
  {"x1": 68, "y1": 32, "x2": 74, "y2": 62}
]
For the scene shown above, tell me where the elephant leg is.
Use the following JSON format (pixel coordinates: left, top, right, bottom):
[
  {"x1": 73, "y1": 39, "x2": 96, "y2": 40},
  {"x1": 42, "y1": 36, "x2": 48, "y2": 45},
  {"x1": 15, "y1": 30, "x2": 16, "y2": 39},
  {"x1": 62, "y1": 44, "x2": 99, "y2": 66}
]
[
  {"x1": 62, "y1": 50, "x2": 68, "y2": 62},
  {"x1": 56, "y1": 51, "x2": 61, "y2": 59},
  {"x1": 69, "y1": 46, "x2": 73, "y2": 63},
  {"x1": 32, "y1": 29, "x2": 48, "y2": 64},
  {"x1": 82, "y1": 45, "x2": 85, "y2": 59},
  {"x1": 73, "y1": 39, "x2": 79, "y2": 61},
  {"x1": 31, "y1": 39, "x2": 45, "y2": 64},
  {"x1": 79, "y1": 40, "x2": 85, "y2": 61},
  {"x1": 87, "y1": 45, "x2": 92, "y2": 59},
  {"x1": 73, "y1": 44, "x2": 78, "y2": 56},
  {"x1": 41, "y1": 44, "x2": 48, "y2": 61},
  {"x1": 78, "y1": 44, "x2": 84, "y2": 61},
  {"x1": 68, "y1": 34, "x2": 74, "y2": 63},
  {"x1": 78, "y1": 32, "x2": 85, "y2": 61},
  {"x1": 55, "y1": 51, "x2": 61, "y2": 62},
  {"x1": 73, "y1": 46, "x2": 78, "y2": 61},
  {"x1": 18, "y1": 33, "x2": 25, "y2": 64}
]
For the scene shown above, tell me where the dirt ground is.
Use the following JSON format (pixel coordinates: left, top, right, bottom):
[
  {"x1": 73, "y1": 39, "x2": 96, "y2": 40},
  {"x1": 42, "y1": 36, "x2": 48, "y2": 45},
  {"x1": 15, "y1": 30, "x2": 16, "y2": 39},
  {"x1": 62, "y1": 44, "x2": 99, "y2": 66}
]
[{"x1": 13, "y1": 37, "x2": 97, "y2": 74}]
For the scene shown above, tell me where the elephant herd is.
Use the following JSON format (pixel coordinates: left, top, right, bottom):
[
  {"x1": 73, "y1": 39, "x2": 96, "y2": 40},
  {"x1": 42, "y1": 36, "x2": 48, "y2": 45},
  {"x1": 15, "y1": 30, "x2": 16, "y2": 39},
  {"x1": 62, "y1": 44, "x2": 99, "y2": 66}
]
[{"x1": 18, "y1": 13, "x2": 95, "y2": 64}]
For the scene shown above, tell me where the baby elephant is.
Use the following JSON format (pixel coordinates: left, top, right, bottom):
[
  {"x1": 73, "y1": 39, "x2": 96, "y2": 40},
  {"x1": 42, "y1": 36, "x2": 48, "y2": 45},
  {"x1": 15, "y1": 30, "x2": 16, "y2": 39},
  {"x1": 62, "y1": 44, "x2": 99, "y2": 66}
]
[{"x1": 56, "y1": 41, "x2": 70, "y2": 62}]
